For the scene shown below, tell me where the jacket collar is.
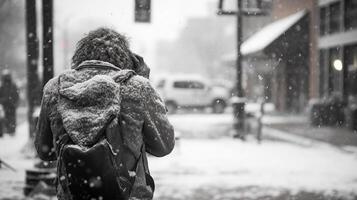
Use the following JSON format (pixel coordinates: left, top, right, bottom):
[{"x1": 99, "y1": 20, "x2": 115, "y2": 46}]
[{"x1": 74, "y1": 60, "x2": 121, "y2": 71}]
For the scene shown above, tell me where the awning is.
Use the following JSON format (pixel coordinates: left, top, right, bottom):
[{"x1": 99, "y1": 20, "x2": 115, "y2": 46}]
[{"x1": 241, "y1": 10, "x2": 307, "y2": 56}]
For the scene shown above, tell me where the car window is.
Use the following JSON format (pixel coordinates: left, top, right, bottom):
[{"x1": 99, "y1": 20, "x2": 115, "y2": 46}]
[
  {"x1": 173, "y1": 81, "x2": 205, "y2": 89},
  {"x1": 157, "y1": 79, "x2": 166, "y2": 88},
  {"x1": 191, "y1": 81, "x2": 205, "y2": 89}
]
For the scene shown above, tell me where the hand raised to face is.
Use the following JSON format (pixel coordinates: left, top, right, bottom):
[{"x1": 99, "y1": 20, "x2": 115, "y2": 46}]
[{"x1": 131, "y1": 53, "x2": 150, "y2": 79}]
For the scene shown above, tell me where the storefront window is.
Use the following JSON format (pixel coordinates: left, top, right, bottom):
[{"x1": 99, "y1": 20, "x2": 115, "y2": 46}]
[
  {"x1": 344, "y1": 44, "x2": 357, "y2": 96},
  {"x1": 319, "y1": 7, "x2": 328, "y2": 36},
  {"x1": 345, "y1": 0, "x2": 357, "y2": 30},
  {"x1": 329, "y1": 2, "x2": 341, "y2": 34},
  {"x1": 319, "y1": 49, "x2": 328, "y2": 97},
  {"x1": 329, "y1": 47, "x2": 343, "y2": 96}
]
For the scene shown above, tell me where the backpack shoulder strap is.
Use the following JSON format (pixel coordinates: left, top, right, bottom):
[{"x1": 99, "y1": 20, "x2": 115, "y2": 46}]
[
  {"x1": 140, "y1": 145, "x2": 149, "y2": 174},
  {"x1": 112, "y1": 70, "x2": 136, "y2": 84}
]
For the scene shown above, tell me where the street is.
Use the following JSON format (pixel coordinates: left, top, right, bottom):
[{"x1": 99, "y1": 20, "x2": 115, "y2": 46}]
[
  {"x1": 152, "y1": 112, "x2": 357, "y2": 199},
  {"x1": 1, "y1": 112, "x2": 357, "y2": 199},
  {"x1": 152, "y1": 138, "x2": 357, "y2": 200}
]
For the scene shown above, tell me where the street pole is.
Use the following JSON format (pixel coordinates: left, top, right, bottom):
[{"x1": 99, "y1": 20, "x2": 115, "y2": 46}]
[
  {"x1": 25, "y1": 0, "x2": 39, "y2": 137},
  {"x1": 234, "y1": 0, "x2": 245, "y2": 135},
  {"x1": 24, "y1": 2, "x2": 57, "y2": 197},
  {"x1": 42, "y1": 0, "x2": 54, "y2": 86},
  {"x1": 218, "y1": 0, "x2": 267, "y2": 138}
]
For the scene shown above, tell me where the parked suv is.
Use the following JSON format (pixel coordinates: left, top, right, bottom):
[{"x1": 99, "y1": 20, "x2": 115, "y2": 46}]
[{"x1": 155, "y1": 75, "x2": 230, "y2": 114}]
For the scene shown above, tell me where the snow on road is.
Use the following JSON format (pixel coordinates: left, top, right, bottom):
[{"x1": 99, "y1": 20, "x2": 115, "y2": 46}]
[
  {"x1": 0, "y1": 114, "x2": 357, "y2": 199},
  {"x1": 151, "y1": 138, "x2": 357, "y2": 199},
  {"x1": 168, "y1": 113, "x2": 234, "y2": 138},
  {"x1": 157, "y1": 113, "x2": 357, "y2": 198}
]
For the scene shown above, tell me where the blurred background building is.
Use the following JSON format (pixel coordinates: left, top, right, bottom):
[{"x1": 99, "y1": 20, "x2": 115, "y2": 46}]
[
  {"x1": 318, "y1": 0, "x2": 357, "y2": 128},
  {"x1": 223, "y1": 0, "x2": 313, "y2": 112},
  {"x1": 0, "y1": 0, "x2": 356, "y2": 129},
  {"x1": 227, "y1": 0, "x2": 356, "y2": 129}
]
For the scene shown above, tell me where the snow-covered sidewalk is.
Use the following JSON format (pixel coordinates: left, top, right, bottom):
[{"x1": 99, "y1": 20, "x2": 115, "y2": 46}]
[
  {"x1": 0, "y1": 122, "x2": 30, "y2": 159},
  {"x1": 0, "y1": 122, "x2": 36, "y2": 200}
]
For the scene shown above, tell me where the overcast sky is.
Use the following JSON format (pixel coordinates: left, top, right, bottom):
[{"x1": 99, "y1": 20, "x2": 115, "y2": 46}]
[{"x1": 53, "y1": 0, "x2": 219, "y2": 73}]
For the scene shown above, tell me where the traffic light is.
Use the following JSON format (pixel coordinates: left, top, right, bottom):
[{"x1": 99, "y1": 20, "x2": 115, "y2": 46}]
[{"x1": 135, "y1": 0, "x2": 151, "y2": 23}]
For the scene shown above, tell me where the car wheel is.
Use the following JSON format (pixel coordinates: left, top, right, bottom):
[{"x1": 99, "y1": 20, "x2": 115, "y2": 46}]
[
  {"x1": 212, "y1": 99, "x2": 226, "y2": 114},
  {"x1": 166, "y1": 101, "x2": 178, "y2": 114}
]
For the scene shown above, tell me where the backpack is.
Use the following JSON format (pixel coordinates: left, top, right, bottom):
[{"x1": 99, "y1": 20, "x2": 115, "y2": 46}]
[
  {"x1": 56, "y1": 68, "x2": 136, "y2": 200},
  {"x1": 59, "y1": 118, "x2": 132, "y2": 200}
]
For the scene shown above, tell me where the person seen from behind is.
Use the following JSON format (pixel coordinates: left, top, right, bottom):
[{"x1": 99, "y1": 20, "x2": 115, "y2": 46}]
[{"x1": 35, "y1": 28, "x2": 175, "y2": 200}]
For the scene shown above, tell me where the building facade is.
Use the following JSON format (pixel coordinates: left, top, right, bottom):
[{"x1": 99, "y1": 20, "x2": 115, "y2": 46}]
[
  {"x1": 222, "y1": 0, "x2": 356, "y2": 119},
  {"x1": 317, "y1": 0, "x2": 357, "y2": 127},
  {"x1": 240, "y1": 0, "x2": 312, "y2": 112},
  {"x1": 269, "y1": 0, "x2": 357, "y2": 126},
  {"x1": 318, "y1": 0, "x2": 357, "y2": 102},
  {"x1": 272, "y1": 0, "x2": 319, "y2": 100}
]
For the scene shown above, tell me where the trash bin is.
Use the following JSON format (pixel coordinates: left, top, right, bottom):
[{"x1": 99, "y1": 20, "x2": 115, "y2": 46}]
[
  {"x1": 231, "y1": 96, "x2": 246, "y2": 130},
  {"x1": 24, "y1": 165, "x2": 57, "y2": 196}
]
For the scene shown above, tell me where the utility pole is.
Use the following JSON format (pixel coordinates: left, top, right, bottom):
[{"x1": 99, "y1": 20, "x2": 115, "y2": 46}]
[
  {"x1": 25, "y1": 0, "x2": 39, "y2": 137},
  {"x1": 217, "y1": 0, "x2": 245, "y2": 137},
  {"x1": 42, "y1": 0, "x2": 54, "y2": 86},
  {"x1": 217, "y1": 0, "x2": 266, "y2": 138}
]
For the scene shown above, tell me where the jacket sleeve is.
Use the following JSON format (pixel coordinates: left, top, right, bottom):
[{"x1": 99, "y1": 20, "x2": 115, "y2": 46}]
[
  {"x1": 141, "y1": 80, "x2": 175, "y2": 157},
  {"x1": 34, "y1": 82, "x2": 57, "y2": 161}
]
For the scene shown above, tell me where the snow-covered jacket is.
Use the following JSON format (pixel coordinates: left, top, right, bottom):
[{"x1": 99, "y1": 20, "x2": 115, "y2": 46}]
[{"x1": 35, "y1": 60, "x2": 175, "y2": 200}]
